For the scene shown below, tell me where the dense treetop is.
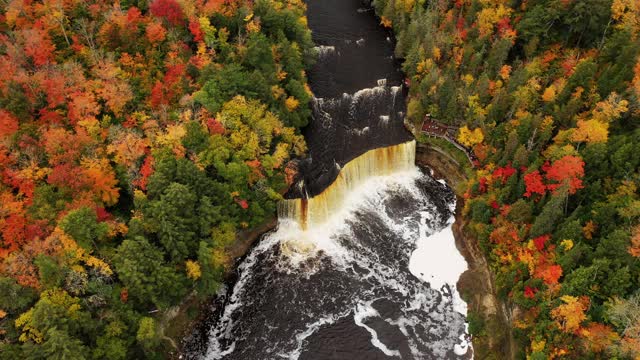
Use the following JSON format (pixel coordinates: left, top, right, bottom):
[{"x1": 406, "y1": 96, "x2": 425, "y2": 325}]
[
  {"x1": 0, "y1": 0, "x2": 313, "y2": 358},
  {"x1": 374, "y1": 0, "x2": 639, "y2": 358}
]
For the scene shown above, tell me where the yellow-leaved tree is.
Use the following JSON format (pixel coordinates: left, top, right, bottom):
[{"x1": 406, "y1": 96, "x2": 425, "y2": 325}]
[
  {"x1": 612, "y1": 0, "x2": 640, "y2": 36},
  {"x1": 551, "y1": 295, "x2": 587, "y2": 333},
  {"x1": 81, "y1": 158, "x2": 120, "y2": 206},
  {"x1": 476, "y1": 4, "x2": 513, "y2": 38},
  {"x1": 591, "y1": 93, "x2": 629, "y2": 123},
  {"x1": 542, "y1": 86, "x2": 557, "y2": 102},
  {"x1": 186, "y1": 260, "x2": 202, "y2": 280},
  {"x1": 570, "y1": 119, "x2": 609, "y2": 144},
  {"x1": 458, "y1": 125, "x2": 484, "y2": 147}
]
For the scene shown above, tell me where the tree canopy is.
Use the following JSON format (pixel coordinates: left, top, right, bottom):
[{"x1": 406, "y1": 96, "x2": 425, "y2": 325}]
[
  {"x1": 0, "y1": 0, "x2": 313, "y2": 357},
  {"x1": 375, "y1": 0, "x2": 640, "y2": 357}
]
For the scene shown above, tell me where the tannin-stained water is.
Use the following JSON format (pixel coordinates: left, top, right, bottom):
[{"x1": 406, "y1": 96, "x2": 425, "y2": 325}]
[
  {"x1": 279, "y1": 141, "x2": 416, "y2": 230},
  {"x1": 193, "y1": 164, "x2": 471, "y2": 359},
  {"x1": 186, "y1": 0, "x2": 472, "y2": 358},
  {"x1": 287, "y1": 0, "x2": 412, "y2": 199}
]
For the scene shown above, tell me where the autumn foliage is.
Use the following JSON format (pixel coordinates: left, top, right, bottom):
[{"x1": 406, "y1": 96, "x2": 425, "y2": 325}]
[
  {"x1": 544, "y1": 155, "x2": 585, "y2": 195},
  {"x1": 524, "y1": 171, "x2": 546, "y2": 198},
  {"x1": 380, "y1": 0, "x2": 640, "y2": 357},
  {"x1": 0, "y1": 0, "x2": 313, "y2": 357},
  {"x1": 150, "y1": 0, "x2": 185, "y2": 26}
]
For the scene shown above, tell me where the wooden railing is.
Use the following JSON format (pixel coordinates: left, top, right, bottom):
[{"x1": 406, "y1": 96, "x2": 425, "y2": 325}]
[{"x1": 420, "y1": 115, "x2": 478, "y2": 167}]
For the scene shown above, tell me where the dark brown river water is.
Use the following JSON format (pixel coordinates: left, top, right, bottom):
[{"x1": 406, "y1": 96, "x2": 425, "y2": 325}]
[{"x1": 288, "y1": 0, "x2": 412, "y2": 198}]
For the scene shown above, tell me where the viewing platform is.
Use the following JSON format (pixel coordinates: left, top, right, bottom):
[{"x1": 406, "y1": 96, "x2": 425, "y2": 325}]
[{"x1": 419, "y1": 115, "x2": 478, "y2": 168}]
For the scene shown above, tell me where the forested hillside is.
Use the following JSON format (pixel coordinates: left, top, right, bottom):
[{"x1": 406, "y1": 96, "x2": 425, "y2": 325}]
[
  {"x1": 374, "y1": 0, "x2": 640, "y2": 358},
  {"x1": 0, "y1": 0, "x2": 312, "y2": 358}
]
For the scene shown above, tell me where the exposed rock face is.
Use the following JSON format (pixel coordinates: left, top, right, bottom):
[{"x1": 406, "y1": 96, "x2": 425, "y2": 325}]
[{"x1": 416, "y1": 143, "x2": 516, "y2": 360}]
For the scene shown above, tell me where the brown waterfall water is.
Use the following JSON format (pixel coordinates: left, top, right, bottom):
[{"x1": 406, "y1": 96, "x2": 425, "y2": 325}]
[{"x1": 279, "y1": 141, "x2": 416, "y2": 230}]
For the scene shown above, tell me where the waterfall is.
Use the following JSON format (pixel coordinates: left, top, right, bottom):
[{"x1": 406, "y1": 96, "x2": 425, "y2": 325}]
[
  {"x1": 198, "y1": 156, "x2": 472, "y2": 360},
  {"x1": 188, "y1": 0, "x2": 473, "y2": 357},
  {"x1": 279, "y1": 140, "x2": 416, "y2": 230}
]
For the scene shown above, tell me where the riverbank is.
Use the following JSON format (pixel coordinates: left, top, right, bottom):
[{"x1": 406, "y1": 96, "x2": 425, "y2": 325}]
[
  {"x1": 165, "y1": 215, "x2": 279, "y2": 359},
  {"x1": 416, "y1": 142, "x2": 515, "y2": 359}
]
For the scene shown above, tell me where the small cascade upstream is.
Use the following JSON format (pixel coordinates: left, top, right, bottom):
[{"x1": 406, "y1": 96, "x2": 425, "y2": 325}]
[
  {"x1": 290, "y1": 77, "x2": 410, "y2": 199},
  {"x1": 187, "y1": 0, "x2": 472, "y2": 358}
]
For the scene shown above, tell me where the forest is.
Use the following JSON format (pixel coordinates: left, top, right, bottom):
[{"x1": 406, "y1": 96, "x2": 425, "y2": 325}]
[
  {"x1": 373, "y1": 0, "x2": 640, "y2": 358},
  {"x1": 2, "y1": 0, "x2": 640, "y2": 358},
  {"x1": 0, "y1": 0, "x2": 314, "y2": 358}
]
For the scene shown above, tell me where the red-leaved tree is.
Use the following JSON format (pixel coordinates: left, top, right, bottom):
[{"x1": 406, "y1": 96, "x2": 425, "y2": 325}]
[
  {"x1": 150, "y1": 0, "x2": 185, "y2": 26},
  {"x1": 545, "y1": 155, "x2": 585, "y2": 195},
  {"x1": 524, "y1": 170, "x2": 546, "y2": 198}
]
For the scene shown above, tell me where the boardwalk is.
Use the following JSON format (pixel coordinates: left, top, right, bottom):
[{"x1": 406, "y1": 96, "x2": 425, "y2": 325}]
[{"x1": 420, "y1": 115, "x2": 478, "y2": 167}]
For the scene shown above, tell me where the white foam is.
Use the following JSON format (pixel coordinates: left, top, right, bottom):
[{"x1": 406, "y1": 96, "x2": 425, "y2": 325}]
[
  {"x1": 409, "y1": 215, "x2": 468, "y2": 313},
  {"x1": 454, "y1": 324, "x2": 471, "y2": 356},
  {"x1": 283, "y1": 312, "x2": 350, "y2": 360},
  {"x1": 314, "y1": 45, "x2": 336, "y2": 59},
  {"x1": 386, "y1": 316, "x2": 425, "y2": 358},
  {"x1": 353, "y1": 302, "x2": 401, "y2": 358},
  {"x1": 409, "y1": 208, "x2": 472, "y2": 356}
]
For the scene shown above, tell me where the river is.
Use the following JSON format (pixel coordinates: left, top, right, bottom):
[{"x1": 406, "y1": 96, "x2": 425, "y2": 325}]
[{"x1": 184, "y1": 0, "x2": 472, "y2": 358}]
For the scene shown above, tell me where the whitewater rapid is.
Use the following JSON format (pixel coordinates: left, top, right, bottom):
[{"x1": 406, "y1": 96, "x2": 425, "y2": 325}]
[{"x1": 197, "y1": 164, "x2": 472, "y2": 359}]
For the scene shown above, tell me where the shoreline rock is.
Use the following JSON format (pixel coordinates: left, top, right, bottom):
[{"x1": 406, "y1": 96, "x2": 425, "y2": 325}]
[{"x1": 166, "y1": 216, "x2": 279, "y2": 359}]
